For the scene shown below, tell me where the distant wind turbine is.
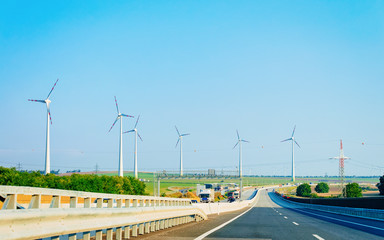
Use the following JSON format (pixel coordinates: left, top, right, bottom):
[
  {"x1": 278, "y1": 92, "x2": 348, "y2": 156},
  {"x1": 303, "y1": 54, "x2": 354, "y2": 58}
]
[
  {"x1": 330, "y1": 139, "x2": 350, "y2": 197},
  {"x1": 281, "y1": 125, "x2": 300, "y2": 182},
  {"x1": 233, "y1": 130, "x2": 249, "y2": 178},
  {"x1": 108, "y1": 96, "x2": 134, "y2": 177},
  {"x1": 28, "y1": 79, "x2": 59, "y2": 174},
  {"x1": 175, "y1": 126, "x2": 190, "y2": 177},
  {"x1": 123, "y1": 115, "x2": 143, "y2": 179}
]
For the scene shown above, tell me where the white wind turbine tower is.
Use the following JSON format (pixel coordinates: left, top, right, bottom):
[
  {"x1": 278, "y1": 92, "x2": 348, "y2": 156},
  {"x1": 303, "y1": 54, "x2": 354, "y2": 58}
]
[
  {"x1": 175, "y1": 126, "x2": 190, "y2": 177},
  {"x1": 233, "y1": 130, "x2": 249, "y2": 178},
  {"x1": 281, "y1": 125, "x2": 300, "y2": 182},
  {"x1": 28, "y1": 79, "x2": 59, "y2": 175},
  {"x1": 123, "y1": 115, "x2": 143, "y2": 179},
  {"x1": 108, "y1": 96, "x2": 134, "y2": 177},
  {"x1": 330, "y1": 140, "x2": 350, "y2": 197}
]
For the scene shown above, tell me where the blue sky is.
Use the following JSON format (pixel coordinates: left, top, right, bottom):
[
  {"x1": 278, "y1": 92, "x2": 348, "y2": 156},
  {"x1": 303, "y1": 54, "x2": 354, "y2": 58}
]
[{"x1": 1, "y1": 1, "x2": 383, "y2": 176}]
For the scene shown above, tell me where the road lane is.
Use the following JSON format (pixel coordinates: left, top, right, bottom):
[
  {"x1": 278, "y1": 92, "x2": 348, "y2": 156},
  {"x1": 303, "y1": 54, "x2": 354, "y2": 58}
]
[{"x1": 203, "y1": 189, "x2": 384, "y2": 240}]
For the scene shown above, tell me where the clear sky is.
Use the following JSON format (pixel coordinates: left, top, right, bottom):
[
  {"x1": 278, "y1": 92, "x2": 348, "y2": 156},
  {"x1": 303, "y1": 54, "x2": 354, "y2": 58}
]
[{"x1": 1, "y1": 1, "x2": 383, "y2": 176}]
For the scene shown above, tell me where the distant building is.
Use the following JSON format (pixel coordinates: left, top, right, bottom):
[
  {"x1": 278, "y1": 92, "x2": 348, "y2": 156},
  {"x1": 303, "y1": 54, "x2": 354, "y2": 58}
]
[{"x1": 208, "y1": 169, "x2": 215, "y2": 176}]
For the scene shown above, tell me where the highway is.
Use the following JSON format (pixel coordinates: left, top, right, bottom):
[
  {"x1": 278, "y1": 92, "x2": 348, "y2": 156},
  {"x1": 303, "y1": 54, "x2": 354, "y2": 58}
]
[{"x1": 199, "y1": 189, "x2": 384, "y2": 240}]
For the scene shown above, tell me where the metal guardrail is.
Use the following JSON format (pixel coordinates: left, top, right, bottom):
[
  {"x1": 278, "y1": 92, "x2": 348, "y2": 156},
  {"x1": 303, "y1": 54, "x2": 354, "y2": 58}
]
[
  {"x1": 0, "y1": 185, "x2": 207, "y2": 240},
  {"x1": 272, "y1": 192, "x2": 384, "y2": 221}
]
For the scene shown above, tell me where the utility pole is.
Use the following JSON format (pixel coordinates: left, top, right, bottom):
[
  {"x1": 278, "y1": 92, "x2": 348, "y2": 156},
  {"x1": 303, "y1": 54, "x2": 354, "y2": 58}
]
[
  {"x1": 95, "y1": 164, "x2": 99, "y2": 175},
  {"x1": 17, "y1": 162, "x2": 22, "y2": 171}
]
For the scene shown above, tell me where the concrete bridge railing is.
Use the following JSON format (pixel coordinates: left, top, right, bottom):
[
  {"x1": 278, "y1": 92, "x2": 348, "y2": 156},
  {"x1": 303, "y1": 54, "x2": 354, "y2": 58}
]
[{"x1": 0, "y1": 185, "x2": 207, "y2": 240}]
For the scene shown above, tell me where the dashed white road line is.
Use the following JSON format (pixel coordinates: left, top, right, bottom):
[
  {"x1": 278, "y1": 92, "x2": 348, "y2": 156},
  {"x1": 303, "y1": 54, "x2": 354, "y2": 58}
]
[
  {"x1": 313, "y1": 234, "x2": 325, "y2": 240},
  {"x1": 279, "y1": 213, "x2": 282, "y2": 215},
  {"x1": 284, "y1": 216, "x2": 288, "y2": 219},
  {"x1": 292, "y1": 222, "x2": 299, "y2": 225}
]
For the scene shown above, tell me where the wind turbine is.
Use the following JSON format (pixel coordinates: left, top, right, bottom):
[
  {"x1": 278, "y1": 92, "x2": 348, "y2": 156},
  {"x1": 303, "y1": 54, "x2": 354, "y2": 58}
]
[
  {"x1": 175, "y1": 126, "x2": 190, "y2": 177},
  {"x1": 330, "y1": 140, "x2": 350, "y2": 197},
  {"x1": 281, "y1": 125, "x2": 300, "y2": 182},
  {"x1": 123, "y1": 115, "x2": 143, "y2": 179},
  {"x1": 28, "y1": 79, "x2": 59, "y2": 175},
  {"x1": 233, "y1": 130, "x2": 249, "y2": 178},
  {"x1": 108, "y1": 96, "x2": 134, "y2": 177}
]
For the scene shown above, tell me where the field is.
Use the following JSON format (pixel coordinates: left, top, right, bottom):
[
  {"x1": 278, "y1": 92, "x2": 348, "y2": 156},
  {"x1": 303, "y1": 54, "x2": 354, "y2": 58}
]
[{"x1": 73, "y1": 171, "x2": 381, "y2": 196}]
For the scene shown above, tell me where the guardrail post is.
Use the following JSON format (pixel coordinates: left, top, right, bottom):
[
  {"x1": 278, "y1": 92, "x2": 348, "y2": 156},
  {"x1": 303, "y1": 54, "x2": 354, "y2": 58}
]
[
  {"x1": 164, "y1": 219, "x2": 169, "y2": 228},
  {"x1": 96, "y1": 198, "x2": 103, "y2": 208},
  {"x1": 28, "y1": 194, "x2": 41, "y2": 209},
  {"x1": 2, "y1": 194, "x2": 17, "y2": 210},
  {"x1": 51, "y1": 236, "x2": 60, "y2": 240},
  {"x1": 95, "y1": 230, "x2": 102, "y2": 240},
  {"x1": 125, "y1": 199, "x2": 131, "y2": 208},
  {"x1": 70, "y1": 196, "x2": 77, "y2": 208},
  {"x1": 117, "y1": 199, "x2": 122, "y2": 208},
  {"x1": 160, "y1": 220, "x2": 164, "y2": 229},
  {"x1": 107, "y1": 199, "x2": 113, "y2": 208},
  {"x1": 84, "y1": 197, "x2": 91, "y2": 208},
  {"x1": 116, "y1": 227, "x2": 122, "y2": 240},
  {"x1": 68, "y1": 233, "x2": 76, "y2": 240},
  {"x1": 132, "y1": 225, "x2": 138, "y2": 237},
  {"x1": 140, "y1": 199, "x2": 144, "y2": 207},
  {"x1": 124, "y1": 226, "x2": 130, "y2": 239},
  {"x1": 106, "y1": 228, "x2": 113, "y2": 240},
  {"x1": 145, "y1": 199, "x2": 150, "y2": 207},
  {"x1": 133, "y1": 199, "x2": 138, "y2": 207},
  {"x1": 139, "y1": 223, "x2": 144, "y2": 235},
  {"x1": 83, "y1": 231, "x2": 90, "y2": 240}
]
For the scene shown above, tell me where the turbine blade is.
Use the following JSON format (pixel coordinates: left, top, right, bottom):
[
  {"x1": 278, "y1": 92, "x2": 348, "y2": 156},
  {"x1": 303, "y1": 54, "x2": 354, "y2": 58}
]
[
  {"x1": 108, "y1": 117, "x2": 119, "y2": 132},
  {"x1": 28, "y1": 99, "x2": 45, "y2": 103},
  {"x1": 175, "y1": 126, "x2": 180, "y2": 136},
  {"x1": 123, "y1": 130, "x2": 135, "y2": 134},
  {"x1": 175, "y1": 138, "x2": 180, "y2": 148},
  {"x1": 114, "y1": 96, "x2": 119, "y2": 113},
  {"x1": 236, "y1": 130, "x2": 240, "y2": 140},
  {"x1": 181, "y1": 133, "x2": 190, "y2": 136},
  {"x1": 134, "y1": 115, "x2": 140, "y2": 128},
  {"x1": 137, "y1": 132, "x2": 143, "y2": 142},
  {"x1": 291, "y1": 125, "x2": 296, "y2": 137},
  {"x1": 121, "y1": 113, "x2": 134, "y2": 118},
  {"x1": 294, "y1": 140, "x2": 301, "y2": 148},
  {"x1": 242, "y1": 140, "x2": 250, "y2": 143},
  {"x1": 46, "y1": 79, "x2": 59, "y2": 99},
  {"x1": 233, "y1": 142, "x2": 239, "y2": 149},
  {"x1": 281, "y1": 138, "x2": 292, "y2": 142}
]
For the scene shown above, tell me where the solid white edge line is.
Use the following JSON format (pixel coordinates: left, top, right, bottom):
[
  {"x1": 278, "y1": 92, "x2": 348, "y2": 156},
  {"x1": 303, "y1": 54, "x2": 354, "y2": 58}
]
[
  {"x1": 292, "y1": 222, "x2": 299, "y2": 225},
  {"x1": 312, "y1": 234, "x2": 325, "y2": 240},
  {"x1": 194, "y1": 190, "x2": 260, "y2": 240}
]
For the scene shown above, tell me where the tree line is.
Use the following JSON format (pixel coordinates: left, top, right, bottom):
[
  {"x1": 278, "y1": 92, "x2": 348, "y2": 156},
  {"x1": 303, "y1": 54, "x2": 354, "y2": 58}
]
[{"x1": 0, "y1": 167, "x2": 146, "y2": 195}]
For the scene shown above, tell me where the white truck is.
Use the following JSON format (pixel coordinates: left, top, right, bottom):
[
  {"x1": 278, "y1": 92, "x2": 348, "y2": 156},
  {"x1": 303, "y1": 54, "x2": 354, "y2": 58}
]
[{"x1": 198, "y1": 189, "x2": 214, "y2": 203}]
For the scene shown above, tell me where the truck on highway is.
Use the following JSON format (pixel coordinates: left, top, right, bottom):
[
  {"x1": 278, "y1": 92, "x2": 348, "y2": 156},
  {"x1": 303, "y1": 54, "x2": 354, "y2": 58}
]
[
  {"x1": 198, "y1": 189, "x2": 214, "y2": 203},
  {"x1": 227, "y1": 190, "x2": 239, "y2": 199}
]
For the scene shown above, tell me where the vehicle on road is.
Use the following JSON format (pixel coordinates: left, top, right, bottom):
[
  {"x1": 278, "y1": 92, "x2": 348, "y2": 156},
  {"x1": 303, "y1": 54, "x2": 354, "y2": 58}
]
[
  {"x1": 227, "y1": 190, "x2": 239, "y2": 199},
  {"x1": 227, "y1": 196, "x2": 236, "y2": 203},
  {"x1": 199, "y1": 189, "x2": 214, "y2": 203}
]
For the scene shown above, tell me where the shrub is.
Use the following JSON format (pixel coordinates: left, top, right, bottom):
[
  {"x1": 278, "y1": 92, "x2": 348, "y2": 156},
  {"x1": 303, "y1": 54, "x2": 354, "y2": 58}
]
[
  {"x1": 0, "y1": 167, "x2": 146, "y2": 195},
  {"x1": 345, "y1": 183, "x2": 362, "y2": 198},
  {"x1": 310, "y1": 193, "x2": 319, "y2": 198},
  {"x1": 296, "y1": 183, "x2": 311, "y2": 197},
  {"x1": 315, "y1": 182, "x2": 329, "y2": 193},
  {"x1": 377, "y1": 175, "x2": 384, "y2": 195}
]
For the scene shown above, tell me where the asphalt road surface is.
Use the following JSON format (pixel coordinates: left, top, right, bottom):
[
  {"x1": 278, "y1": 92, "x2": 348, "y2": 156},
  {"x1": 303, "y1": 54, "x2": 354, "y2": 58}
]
[
  {"x1": 134, "y1": 189, "x2": 384, "y2": 239},
  {"x1": 202, "y1": 189, "x2": 384, "y2": 240}
]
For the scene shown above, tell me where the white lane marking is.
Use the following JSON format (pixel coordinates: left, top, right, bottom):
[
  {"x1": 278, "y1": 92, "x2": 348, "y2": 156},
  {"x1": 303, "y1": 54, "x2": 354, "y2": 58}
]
[
  {"x1": 194, "y1": 191, "x2": 260, "y2": 240},
  {"x1": 292, "y1": 222, "x2": 299, "y2": 225},
  {"x1": 284, "y1": 216, "x2": 288, "y2": 219},
  {"x1": 313, "y1": 234, "x2": 325, "y2": 240},
  {"x1": 279, "y1": 213, "x2": 282, "y2": 215}
]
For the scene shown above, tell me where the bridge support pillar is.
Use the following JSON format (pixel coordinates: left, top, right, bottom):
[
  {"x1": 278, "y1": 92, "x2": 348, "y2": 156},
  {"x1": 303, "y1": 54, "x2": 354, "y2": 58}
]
[
  {"x1": 116, "y1": 227, "x2": 122, "y2": 240},
  {"x1": 132, "y1": 225, "x2": 138, "y2": 237},
  {"x1": 95, "y1": 230, "x2": 103, "y2": 240},
  {"x1": 106, "y1": 228, "x2": 113, "y2": 240},
  {"x1": 84, "y1": 198, "x2": 91, "y2": 208},
  {"x1": 83, "y1": 231, "x2": 90, "y2": 240},
  {"x1": 70, "y1": 197, "x2": 77, "y2": 208},
  {"x1": 2, "y1": 194, "x2": 17, "y2": 210},
  {"x1": 50, "y1": 195, "x2": 61, "y2": 208},
  {"x1": 139, "y1": 223, "x2": 144, "y2": 235},
  {"x1": 68, "y1": 233, "x2": 76, "y2": 240},
  {"x1": 124, "y1": 226, "x2": 131, "y2": 239},
  {"x1": 29, "y1": 194, "x2": 41, "y2": 209}
]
